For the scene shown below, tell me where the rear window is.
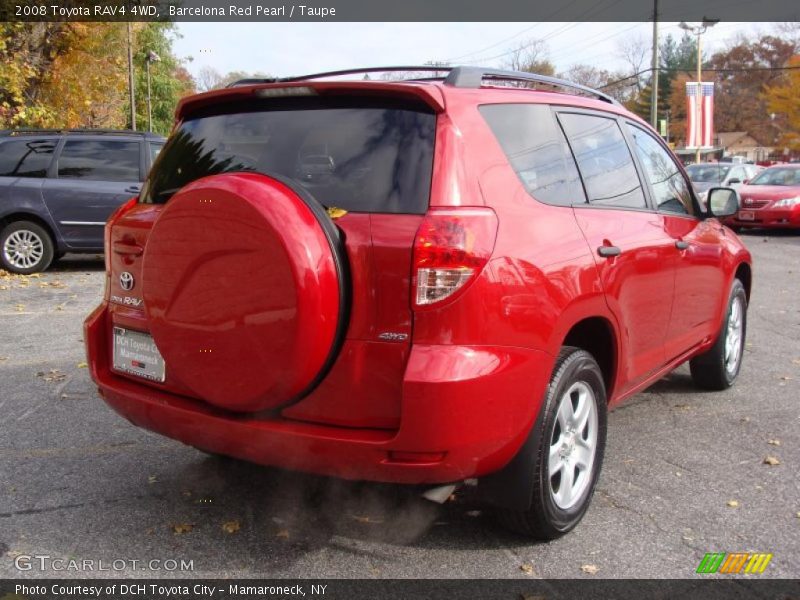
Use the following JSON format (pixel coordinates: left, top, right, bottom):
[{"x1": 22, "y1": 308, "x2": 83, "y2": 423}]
[
  {"x1": 0, "y1": 139, "x2": 56, "y2": 178},
  {"x1": 479, "y1": 103, "x2": 585, "y2": 206},
  {"x1": 141, "y1": 98, "x2": 436, "y2": 214}
]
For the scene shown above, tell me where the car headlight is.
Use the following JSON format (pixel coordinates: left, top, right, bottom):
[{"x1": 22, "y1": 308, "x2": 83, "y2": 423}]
[{"x1": 773, "y1": 196, "x2": 800, "y2": 208}]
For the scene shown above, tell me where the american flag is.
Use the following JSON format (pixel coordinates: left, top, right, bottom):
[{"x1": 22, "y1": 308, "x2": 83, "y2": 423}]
[{"x1": 686, "y1": 82, "x2": 714, "y2": 149}]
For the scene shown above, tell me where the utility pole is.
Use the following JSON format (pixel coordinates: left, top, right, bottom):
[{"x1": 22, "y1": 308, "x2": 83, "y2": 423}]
[
  {"x1": 650, "y1": 0, "x2": 659, "y2": 129},
  {"x1": 127, "y1": 22, "x2": 136, "y2": 131}
]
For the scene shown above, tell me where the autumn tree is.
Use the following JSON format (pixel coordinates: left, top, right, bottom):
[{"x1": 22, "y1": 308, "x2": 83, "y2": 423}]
[
  {"x1": 0, "y1": 23, "x2": 73, "y2": 126},
  {"x1": 559, "y1": 64, "x2": 637, "y2": 104},
  {"x1": 0, "y1": 22, "x2": 194, "y2": 133},
  {"x1": 706, "y1": 35, "x2": 795, "y2": 145},
  {"x1": 763, "y1": 55, "x2": 800, "y2": 152},
  {"x1": 504, "y1": 40, "x2": 555, "y2": 76},
  {"x1": 38, "y1": 24, "x2": 129, "y2": 128}
]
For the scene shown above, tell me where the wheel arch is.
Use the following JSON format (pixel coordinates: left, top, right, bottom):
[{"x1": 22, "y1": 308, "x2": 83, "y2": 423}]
[
  {"x1": 0, "y1": 212, "x2": 60, "y2": 249},
  {"x1": 562, "y1": 316, "x2": 617, "y2": 402},
  {"x1": 734, "y1": 261, "x2": 752, "y2": 302},
  {"x1": 479, "y1": 311, "x2": 618, "y2": 512}
]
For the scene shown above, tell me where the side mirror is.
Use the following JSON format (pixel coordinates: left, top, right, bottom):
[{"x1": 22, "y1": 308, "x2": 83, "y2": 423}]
[
  {"x1": 707, "y1": 187, "x2": 739, "y2": 218},
  {"x1": 727, "y1": 178, "x2": 741, "y2": 185},
  {"x1": 742, "y1": 179, "x2": 750, "y2": 185}
]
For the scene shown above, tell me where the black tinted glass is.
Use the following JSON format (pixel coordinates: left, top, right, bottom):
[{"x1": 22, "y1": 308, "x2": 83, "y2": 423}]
[
  {"x1": 142, "y1": 99, "x2": 436, "y2": 214},
  {"x1": 629, "y1": 125, "x2": 695, "y2": 216},
  {"x1": 0, "y1": 139, "x2": 56, "y2": 177},
  {"x1": 559, "y1": 113, "x2": 646, "y2": 209},
  {"x1": 480, "y1": 104, "x2": 585, "y2": 206},
  {"x1": 149, "y1": 142, "x2": 164, "y2": 163},
  {"x1": 58, "y1": 140, "x2": 140, "y2": 181}
]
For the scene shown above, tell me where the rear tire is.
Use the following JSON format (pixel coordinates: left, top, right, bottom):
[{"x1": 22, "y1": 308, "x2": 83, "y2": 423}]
[
  {"x1": 496, "y1": 347, "x2": 607, "y2": 539},
  {"x1": 0, "y1": 221, "x2": 54, "y2": 274},
  {"x1": 690, "y1": 278, "x2": 747, "y2": 390}
]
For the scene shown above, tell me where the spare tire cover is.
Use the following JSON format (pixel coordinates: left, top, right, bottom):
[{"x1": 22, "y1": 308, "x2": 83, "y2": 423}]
[{"x1": 142, "y1": 172, "x2": 345, "y2": 412}]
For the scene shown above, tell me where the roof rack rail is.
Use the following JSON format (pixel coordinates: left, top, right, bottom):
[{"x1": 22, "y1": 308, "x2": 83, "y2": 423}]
[
  {"x1": 0, "y1": 128, "x2": 159, "y2": 137},
  {"x1": 226, "y1": 65, "x2": 618, "y2": 105},
  {"x1": 225, "y1": 66, "x2": 452, "y2": 88},
  {"x1": 444, "y1": 67, "x2": 619, "y2": 105}
]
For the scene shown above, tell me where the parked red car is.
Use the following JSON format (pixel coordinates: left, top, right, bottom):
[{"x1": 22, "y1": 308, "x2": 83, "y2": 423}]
[
  {"x1": 726, "y1": 164, "x2": 800, "y2": 230},
  {"x1": 84, "y1": 66, "x2": 752, "y2": 539}
]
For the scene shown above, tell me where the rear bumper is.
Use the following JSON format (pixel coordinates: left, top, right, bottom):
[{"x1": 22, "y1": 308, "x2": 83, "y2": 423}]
[
  {"x1": 85, "y1": 303, "x2": 552, "y2": 484},
  {"x1": 728, "y1": 207, "x2": 800, "y2": 228}
]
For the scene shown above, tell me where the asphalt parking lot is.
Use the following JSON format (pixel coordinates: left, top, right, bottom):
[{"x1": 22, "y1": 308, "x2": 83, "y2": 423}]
[{"x1": 1, "y1": 230, "x2": 798, "y2": 580}]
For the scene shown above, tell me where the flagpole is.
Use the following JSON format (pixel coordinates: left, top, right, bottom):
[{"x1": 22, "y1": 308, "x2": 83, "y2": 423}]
[
  {"x1": 695, "y1": 31, "x2": 702, "y2": 164},
  {"x1": 680, "y1": 20, "x2": 717, "y2": 163}
]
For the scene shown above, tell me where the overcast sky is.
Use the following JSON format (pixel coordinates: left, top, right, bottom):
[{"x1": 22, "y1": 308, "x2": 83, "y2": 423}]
[{"x1": 173, "y1": 21, "x2": 770, "y2": 80}]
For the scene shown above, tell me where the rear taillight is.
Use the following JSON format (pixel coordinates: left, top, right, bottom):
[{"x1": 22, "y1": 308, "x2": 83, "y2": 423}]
[
  {"x1": 412, "y1": 207, "x2": 498, "y2": 307},
  {"x1": 104, "y1": 197, "x2": 138, "y2": 272}
]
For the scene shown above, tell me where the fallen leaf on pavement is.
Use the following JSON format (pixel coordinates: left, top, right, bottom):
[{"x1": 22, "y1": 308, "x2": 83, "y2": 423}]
[
  {"x1": 37, "y1": 369, "x2": 66, "y2": 383},
  {"x1": 276, "y1": 529, "x2": 290, "y2": 539},
  {"x1": 763, "y1": 456, "x2": 781, "y2": 466},
  {"x1": 581, "y1": 564, "x2": 599, "y2": 575},
  {"x1": 519, "y1": 563, "x2": 534, "y2": 575},
  {"x1": 768, "y1": 439, "x2": 781, "y2": 446},
  {"x1": 148, "y1": 475, "x2": 158, "y2": 484},
  {"x1": 172, "y1": 523, "x2": 193, "y2": 534},
  {"x1": 77, "y1": 361, "x2": 88, "y2": 368},
  {"x1": 727, "y1": 500, "x2": 739, "y2": 508},
  {"x1": 222, "y1": 520, "x2": 240, "y2": 534}
]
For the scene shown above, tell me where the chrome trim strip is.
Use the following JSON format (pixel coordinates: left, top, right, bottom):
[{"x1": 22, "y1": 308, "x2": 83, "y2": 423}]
[{"x1": 59, "y1": 221, "x2": 106, "y2": 226}]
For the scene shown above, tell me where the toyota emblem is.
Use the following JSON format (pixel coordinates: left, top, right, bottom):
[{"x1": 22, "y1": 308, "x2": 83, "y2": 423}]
[{"x1": 119, "y1": 271, "x2": 135, "y2": 291}]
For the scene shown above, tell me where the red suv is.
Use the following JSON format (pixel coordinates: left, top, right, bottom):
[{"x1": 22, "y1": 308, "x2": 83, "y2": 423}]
[{"x1": 84, "y1": 67, "x2": 752, "y2": 539}]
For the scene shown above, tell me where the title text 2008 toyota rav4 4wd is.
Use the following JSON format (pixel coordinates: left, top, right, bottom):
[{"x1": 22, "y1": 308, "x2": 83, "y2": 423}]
[{"x1": 85, "y1": 66, "x2": 752, "y2": 539}]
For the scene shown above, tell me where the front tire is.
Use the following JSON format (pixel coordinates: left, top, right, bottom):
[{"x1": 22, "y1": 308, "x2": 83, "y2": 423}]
[
  {"x1": 497, "y1": 347, "x2": 607, "y2": 539},
  {"x1": 0, "y1": 221, "x2": 55, "y2": 274},
  {"x1": 690, "y1": 278, "x2": 747, "y2": 390}
]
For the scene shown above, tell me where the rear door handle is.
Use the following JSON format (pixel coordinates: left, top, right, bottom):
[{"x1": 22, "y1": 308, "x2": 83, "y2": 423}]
[
  {"x1": 675, "y1": 240, "x2": 690, "y2": 250},
  {"x1": 597, "y1": 245, "x2": 621, "y2": 258},
  {"x1": 113, "y1": 241, "x2": 143, "y2": 257}
]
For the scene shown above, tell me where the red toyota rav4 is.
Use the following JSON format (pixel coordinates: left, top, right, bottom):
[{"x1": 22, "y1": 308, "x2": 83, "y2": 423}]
[{"x1": 85, "y1": 66, "x2": 752, "y2": 539}]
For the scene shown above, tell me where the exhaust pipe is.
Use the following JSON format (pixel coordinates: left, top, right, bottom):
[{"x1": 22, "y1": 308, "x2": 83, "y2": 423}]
[{"x1": 421, "y1": 483, "x2": 458, "y2": 504}]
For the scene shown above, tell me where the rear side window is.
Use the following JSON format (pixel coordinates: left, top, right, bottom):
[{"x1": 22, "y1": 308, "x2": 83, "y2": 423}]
[
  {"x1": 0, "y1": 139, "x2": 56, "y2": 177},
  {"x1": 57, "y1": 140, "x2": 141, "y2": 182},
  {"x1": 479, "y1": 103, "x2": 584, "y2": 206},
  {"x1": 149, "y1": 142, "x2": 164, "y2": 163},
  {"x1": 628, "y1": 124, "x2": 695, "y2": 216},
  {"x1": 558, "y1": 113, "x2": 647, "y2": 209},
  {"x1": 142, "y1": 98, "x2": 436, "y2": 214}
]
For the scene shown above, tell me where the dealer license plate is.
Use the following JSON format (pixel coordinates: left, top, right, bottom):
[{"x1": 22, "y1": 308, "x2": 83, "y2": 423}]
[
  {"x1": 738, "y1": 211, "x2": 755, "y2": 221},
  {"x1": 112, "y1": 327, "x2": 166, "y2": 382}
]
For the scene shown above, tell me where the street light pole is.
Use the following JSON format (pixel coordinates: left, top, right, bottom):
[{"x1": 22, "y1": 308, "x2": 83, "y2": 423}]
[
  {"x1": 145, "y1": 50, "x2": 160, "y2": 133},
  {"x1": 679, "y1": 20, "x2": 717, "y2": 163}
]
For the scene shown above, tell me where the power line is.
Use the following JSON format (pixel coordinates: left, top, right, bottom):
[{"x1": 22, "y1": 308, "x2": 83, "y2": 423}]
[
  {"x1": 441, "y1": 0, "x2": 586, "y2": 63},
  {"x1": 599, "y1": 64, "x2": 800, "y2": 89}
]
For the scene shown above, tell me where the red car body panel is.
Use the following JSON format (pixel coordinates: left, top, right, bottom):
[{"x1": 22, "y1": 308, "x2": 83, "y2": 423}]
[{"x1": 85, "y1": 78, "x2": 752, "y2": 484}]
